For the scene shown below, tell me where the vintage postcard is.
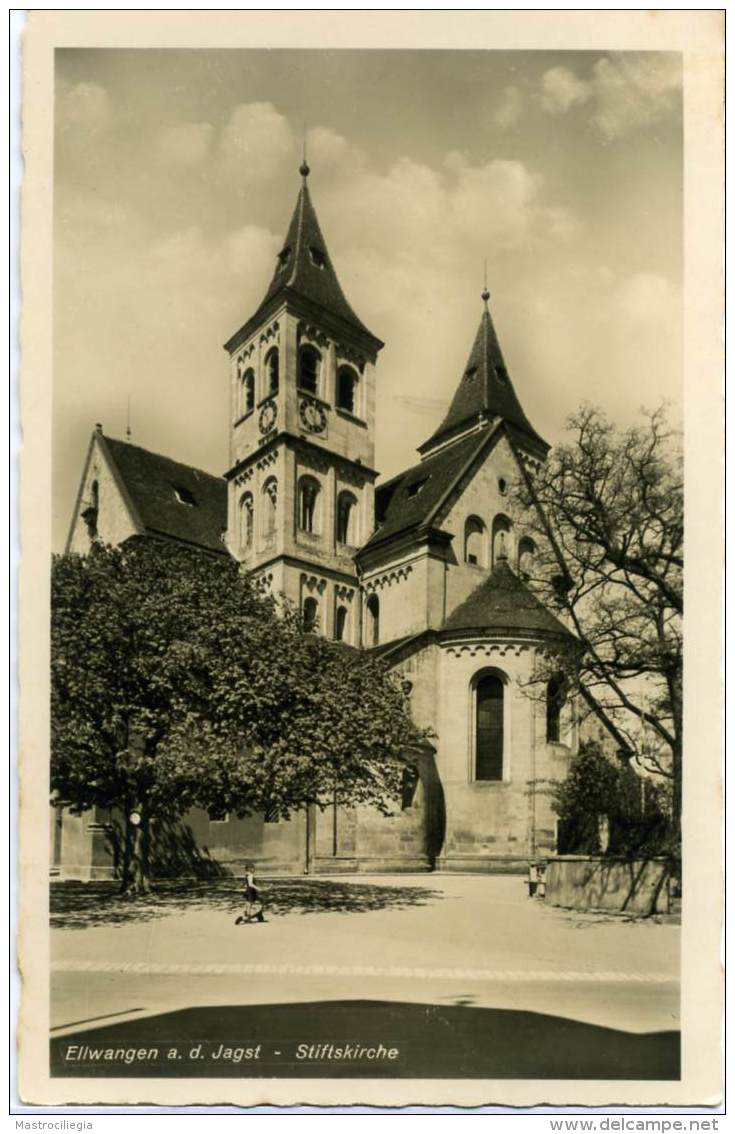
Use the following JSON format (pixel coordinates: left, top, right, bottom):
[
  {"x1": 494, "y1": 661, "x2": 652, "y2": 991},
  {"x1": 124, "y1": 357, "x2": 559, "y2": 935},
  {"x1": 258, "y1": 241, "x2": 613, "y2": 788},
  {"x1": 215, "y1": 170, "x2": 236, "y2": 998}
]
[{"x1": 18, "y1": 10, "x2": 724, "y2": 1109}]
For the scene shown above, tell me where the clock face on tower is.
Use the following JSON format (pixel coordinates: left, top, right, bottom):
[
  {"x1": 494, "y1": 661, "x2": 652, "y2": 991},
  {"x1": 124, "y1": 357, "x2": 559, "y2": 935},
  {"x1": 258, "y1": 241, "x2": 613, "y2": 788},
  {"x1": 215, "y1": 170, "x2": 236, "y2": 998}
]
[
  {"x1": 258, "y1": 401, "x2": 277, "y2": 434},
  {"x1": 299, "y1": 399, "x2": 327, "y2": 434}
]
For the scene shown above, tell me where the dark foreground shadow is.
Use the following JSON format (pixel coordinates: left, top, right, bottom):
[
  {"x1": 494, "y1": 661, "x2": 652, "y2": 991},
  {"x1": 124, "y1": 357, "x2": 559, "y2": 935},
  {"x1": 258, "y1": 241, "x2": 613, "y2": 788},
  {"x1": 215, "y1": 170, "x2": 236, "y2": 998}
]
[
  {"x1": 51, "y1": 879, "x2": 445, "y2": 930},
  {"x1": 50, "y1": 1000, "x2": 680, "y2": 1080}
]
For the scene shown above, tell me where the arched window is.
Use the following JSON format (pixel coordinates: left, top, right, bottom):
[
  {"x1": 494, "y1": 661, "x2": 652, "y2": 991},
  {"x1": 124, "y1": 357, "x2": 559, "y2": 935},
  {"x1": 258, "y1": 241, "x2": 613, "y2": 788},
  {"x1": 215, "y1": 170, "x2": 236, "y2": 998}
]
[
  {"x1": 240, "y1": 367, "x2": 255, "y2": 416},
  {"x1": 299, "y1": 346, "x2": 320, "y2": 395},
  {"x1": 239, "y1": 492, "x2": 254, "y2": 550},
  {"x1": 298, "y1": 476, "x2": 321, "y2": 534},
  {"x1": 265, "y1": 348, "x2": 279, "y2": 395},
  {"x1": 337, "y1": 366, "x2": 358, "y2": 414},
  {"x1": 492, "y1": 514, "x2": 512, "y2": 566},
  {"x1": 334, "y1": 605, "x2": 348, "y2": 642},
  {"x1": 336, "y1": 491, "x2": 357, "y2": 546},
  {"x1": 518, "y1": 536, "x2": 536, "y2": 578},
  {"x1": 464, "y1": 515, "x2": 487, "y2": 567},
  {"x1": 546, "y1": 675, "x2": 566, "y2": 743},
  {"x1": 262, "y1": 477, "x2": 277, "y2": 538},
  {"x1": 303, "y1": 596, "x2": 319, "y2": 633},
  {"x1": 475, "y1": 673, "x2": 504, "y2": 781},
  {"x1": 367, "y1": 594, "x2": 380, "y2": 646}
]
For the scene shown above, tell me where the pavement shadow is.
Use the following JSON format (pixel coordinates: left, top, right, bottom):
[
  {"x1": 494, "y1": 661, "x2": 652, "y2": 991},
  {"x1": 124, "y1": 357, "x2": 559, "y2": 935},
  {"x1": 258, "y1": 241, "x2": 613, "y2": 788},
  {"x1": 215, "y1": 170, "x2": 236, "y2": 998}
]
[
  {"x1": 51, "y1": 879, "x2": 445, "y2": 930},
  {"x1": 50, "y1": 999, "x2": 680, "y2": 1080}
]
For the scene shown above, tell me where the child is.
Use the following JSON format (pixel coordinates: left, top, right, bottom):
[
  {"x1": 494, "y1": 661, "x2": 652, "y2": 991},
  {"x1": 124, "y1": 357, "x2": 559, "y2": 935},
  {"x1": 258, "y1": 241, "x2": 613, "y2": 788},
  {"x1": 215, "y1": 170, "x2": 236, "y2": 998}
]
[{"x1": 235, "y1": 863, "x2": 266, "y2": 924}]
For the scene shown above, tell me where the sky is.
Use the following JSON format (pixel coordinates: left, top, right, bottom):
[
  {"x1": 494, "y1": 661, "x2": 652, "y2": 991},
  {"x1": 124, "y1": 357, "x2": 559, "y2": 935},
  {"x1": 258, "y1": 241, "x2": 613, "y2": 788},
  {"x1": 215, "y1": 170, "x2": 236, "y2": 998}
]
[{"x1": 53, "y1": 48, "x2": 683, "y2": 551}]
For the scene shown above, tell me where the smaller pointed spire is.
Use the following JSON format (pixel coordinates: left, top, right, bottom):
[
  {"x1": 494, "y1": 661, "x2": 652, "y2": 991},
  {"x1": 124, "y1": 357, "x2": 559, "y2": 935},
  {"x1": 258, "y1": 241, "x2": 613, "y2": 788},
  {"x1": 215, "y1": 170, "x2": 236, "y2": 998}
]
[{"x1": 417, "y1": 285, "x2": 548, "y2": 456}]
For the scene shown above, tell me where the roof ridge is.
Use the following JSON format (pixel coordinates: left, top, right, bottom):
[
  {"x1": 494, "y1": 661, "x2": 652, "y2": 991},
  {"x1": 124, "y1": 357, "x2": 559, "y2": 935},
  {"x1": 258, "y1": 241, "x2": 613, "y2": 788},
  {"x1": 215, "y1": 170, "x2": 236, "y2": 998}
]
[
  {"x1": 105, "y1": 435, "x2": 225, "y2": 482},
  {"x1": 286, "y1": 183, "x2": 306, "y2": 290}
]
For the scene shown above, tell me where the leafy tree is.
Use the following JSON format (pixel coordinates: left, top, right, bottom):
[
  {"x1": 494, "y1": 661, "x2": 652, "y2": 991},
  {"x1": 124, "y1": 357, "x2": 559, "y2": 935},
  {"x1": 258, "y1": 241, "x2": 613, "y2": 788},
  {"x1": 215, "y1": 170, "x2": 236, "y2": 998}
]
[
  {"x1": 553, "y1": 740, "x2": 672, "y2": 860},
  {"x1": 515, "y1": 404, "x2": 683, "y2": 844},
  {"x1": 51, "y1": 538, "x2": 420, "y2": 893}
]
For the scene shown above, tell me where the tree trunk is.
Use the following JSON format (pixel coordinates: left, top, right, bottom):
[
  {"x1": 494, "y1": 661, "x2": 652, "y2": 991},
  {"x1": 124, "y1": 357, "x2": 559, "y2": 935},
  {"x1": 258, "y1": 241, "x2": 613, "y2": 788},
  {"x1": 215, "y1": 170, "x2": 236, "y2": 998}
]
[
  {"x1": 119, "y1": 805, "x2": 152, "y2": 896},
  {"x1": 670, "y1": 733, "x2": 682, "y2": 864}
]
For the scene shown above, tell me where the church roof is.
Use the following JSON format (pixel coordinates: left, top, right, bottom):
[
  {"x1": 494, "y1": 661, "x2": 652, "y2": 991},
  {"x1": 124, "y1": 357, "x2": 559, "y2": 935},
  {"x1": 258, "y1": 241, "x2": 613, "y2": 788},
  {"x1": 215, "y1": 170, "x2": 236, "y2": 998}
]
[
  {"x1": 443, "y1": 558, "x2": 572, "y2": 639},
  {"x1": 419, "y1": 296, "x2": 548, "y2": 456},
  {"x1": 103, "y1": 435, "x2": 228, "y2": 556},
  {"x1": 362, "y1": 426, "x2": 495, "y2": 553},
  {"x1": 226, "y1": 167, "x2": 381, "y2": 351}
]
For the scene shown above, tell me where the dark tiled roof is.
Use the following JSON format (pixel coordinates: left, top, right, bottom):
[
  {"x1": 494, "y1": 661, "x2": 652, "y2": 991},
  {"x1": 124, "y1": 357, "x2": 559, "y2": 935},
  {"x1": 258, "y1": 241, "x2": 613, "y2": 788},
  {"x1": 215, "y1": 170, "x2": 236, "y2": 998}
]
[
  {"x1": 419, "y1": 303, "x2": 547, "y2": 454},
  {"x1": 443, "y1": 559, "x2": 572, "y2": 638},
  {"x1": 234, "y1": 176, "x2": 379, "y2": 347},
  {"x1": 363, "y1": 428, "x2": 492, "y2": 551},
  {"x1": 104, "y1": 436, "x2": 228, "y2": 556}
]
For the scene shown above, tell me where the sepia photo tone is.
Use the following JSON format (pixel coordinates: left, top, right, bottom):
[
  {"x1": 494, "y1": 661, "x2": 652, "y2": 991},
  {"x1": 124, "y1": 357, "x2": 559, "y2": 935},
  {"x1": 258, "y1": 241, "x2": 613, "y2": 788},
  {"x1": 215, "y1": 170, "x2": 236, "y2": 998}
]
[{"x1": 19, "y1": 11, "x2": 723, "y2": 1109}]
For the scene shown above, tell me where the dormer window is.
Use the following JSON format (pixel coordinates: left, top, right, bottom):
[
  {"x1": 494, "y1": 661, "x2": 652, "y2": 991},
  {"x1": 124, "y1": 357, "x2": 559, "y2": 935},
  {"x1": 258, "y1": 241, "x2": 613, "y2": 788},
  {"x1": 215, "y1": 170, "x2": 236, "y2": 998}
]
[
  {"x1": 308, "y1": 246, "x2": 326, "y2": 269},
  {"x1": 277, "y1": 246, "x2": 291, "y2": 269},
  {"x1": 495, "y1": 365, "x2": 509, "y2": 383},
  {"x1": 172, "y1": 484, "x2": 197, "y2": 507},
  {"x1": 405, "y1": 477, "x2": 428, "y2": 498},
  {"x1": 464, "y1": 366, "x2": 478, "y2": 383}
]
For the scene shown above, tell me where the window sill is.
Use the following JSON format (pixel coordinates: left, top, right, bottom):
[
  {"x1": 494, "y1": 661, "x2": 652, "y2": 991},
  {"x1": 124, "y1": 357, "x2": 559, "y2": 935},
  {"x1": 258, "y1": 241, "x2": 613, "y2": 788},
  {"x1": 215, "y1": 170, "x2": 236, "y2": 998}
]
[
  {"x1": 297, "y1": 389, "x2": 331, "y2": 409},
  {"x1": 468, "y1": 779, "x2": 510, "y2": 788},
  {"x1": 335, "y1": 407, "x2": 367, "y2": 428}
]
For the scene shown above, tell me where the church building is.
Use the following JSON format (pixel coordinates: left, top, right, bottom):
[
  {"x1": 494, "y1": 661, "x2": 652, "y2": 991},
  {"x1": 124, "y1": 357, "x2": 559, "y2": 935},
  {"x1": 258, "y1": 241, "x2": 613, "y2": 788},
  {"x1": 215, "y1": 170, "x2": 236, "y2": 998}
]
[{"x1": 55, "y1": 160, "x2": 578, "y2": 880}]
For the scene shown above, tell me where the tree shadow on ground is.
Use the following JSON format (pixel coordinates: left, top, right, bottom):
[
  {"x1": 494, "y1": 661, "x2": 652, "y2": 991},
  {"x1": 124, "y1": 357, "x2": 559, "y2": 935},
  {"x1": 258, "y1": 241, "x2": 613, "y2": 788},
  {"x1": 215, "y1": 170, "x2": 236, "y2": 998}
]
[
  {"x1": 50, "y1": 878, "x2": 445, "y2": 930},
  {"x1": 535, "y1": 899, "x2": 680, "y2": 930},
  {"x1": 50, "y1": 999, "x2": 680, "y2": 1080}
]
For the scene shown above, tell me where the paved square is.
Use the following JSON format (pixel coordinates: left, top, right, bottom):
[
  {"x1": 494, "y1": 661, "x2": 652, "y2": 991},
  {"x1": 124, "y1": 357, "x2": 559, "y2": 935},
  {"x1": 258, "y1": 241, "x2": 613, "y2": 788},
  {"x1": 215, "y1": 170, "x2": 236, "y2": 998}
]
[{"x1": 50, "y1": 874, "x2": 679, "y2": 1079}]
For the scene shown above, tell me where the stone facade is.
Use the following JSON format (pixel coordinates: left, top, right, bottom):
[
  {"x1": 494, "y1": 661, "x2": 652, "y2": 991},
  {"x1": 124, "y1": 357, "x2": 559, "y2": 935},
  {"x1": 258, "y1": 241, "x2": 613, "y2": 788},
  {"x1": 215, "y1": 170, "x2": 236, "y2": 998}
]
[{"x1": 53, "y1": 165, "x2": 581, "y2": 881}]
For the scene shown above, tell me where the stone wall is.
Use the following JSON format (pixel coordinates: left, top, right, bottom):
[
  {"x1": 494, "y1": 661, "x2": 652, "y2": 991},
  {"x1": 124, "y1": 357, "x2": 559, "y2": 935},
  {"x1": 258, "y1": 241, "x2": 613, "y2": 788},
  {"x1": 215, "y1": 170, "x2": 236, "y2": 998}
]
[
  {"x1": 432, "y1": 640, "x2": 573, "y2": 871},
  {"x1": 66, "y1": 435, "x2": 140, "y2": 555},
  {"x1": 545, "y1": 856, "x2": 673, "y2": 915}
]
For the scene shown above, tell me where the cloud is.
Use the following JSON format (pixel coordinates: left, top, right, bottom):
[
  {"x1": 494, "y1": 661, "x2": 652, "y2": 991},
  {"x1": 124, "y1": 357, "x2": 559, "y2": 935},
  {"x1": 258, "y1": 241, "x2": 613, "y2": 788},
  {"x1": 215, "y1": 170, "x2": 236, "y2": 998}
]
[
  {"x1": 392, "y1": 394, "x2": 449, "y2": 415},
  {"x1": 157, "y1": 122, "x2": 214, "y2": 167},
  {"x1": 588, "y1": 55, "x2": 681, "y2": 140},
  {"x1": 446, "y1": 155, "x2": 543, "y2": 248},
  {"x1": 614, "y1": 271, "x2": 679, "y2": 326},
  {"x1": 57, "y1": 81, "x2": 111, "y2": 136},
  {"x1": 305, "y1": 125, "x2": 364, "y2": 171},
  {"x1": 540, "y1": 55, "x2": 681, "y2": 140},
  {"x1": 541, "y1": 67, "x2": 590, "y2": 114},
  {"x1": 225, "y1": 225, "x2": 281, "y2": 278},
  {"x1": 218, "y1": 102, "x2": 293, "y2": 181},
  {"x1": 493, "y1": 85, "x2": 523, "y2": 129}
]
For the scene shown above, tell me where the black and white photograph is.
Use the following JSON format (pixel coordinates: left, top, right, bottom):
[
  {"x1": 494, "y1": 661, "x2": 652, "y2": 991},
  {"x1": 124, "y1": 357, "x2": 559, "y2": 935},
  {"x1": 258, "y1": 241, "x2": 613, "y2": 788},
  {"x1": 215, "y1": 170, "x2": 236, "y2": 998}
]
[{"x1": 16, "y1": 10, "x2": 723, "y2": 1111}]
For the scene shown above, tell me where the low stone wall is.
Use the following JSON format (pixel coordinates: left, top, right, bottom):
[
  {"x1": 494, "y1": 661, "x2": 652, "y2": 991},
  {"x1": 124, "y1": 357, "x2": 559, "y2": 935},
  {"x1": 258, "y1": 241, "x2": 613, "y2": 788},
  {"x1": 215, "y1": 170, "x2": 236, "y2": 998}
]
[{"x1": 545, "y1": 855, "x2": 672, "y2": 915}]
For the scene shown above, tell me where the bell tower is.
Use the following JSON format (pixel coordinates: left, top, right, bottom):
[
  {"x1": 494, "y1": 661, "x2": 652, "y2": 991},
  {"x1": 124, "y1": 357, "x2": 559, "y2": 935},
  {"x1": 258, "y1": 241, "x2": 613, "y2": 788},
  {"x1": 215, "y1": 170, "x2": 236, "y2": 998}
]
[{"x1": 223, "y1": 161, "x2": 383, "y2": 643}]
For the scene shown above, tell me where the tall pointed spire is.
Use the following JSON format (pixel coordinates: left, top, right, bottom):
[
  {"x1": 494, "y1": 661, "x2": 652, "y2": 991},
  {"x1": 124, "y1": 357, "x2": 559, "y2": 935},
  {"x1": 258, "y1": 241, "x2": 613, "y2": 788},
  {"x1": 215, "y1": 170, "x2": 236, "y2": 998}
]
[
  {"x1": 226, "y1": 162, "x2": 382, "y2": 352},
  {"x1": 418, "y1": 289, "x2": 547, "y2": 456}
]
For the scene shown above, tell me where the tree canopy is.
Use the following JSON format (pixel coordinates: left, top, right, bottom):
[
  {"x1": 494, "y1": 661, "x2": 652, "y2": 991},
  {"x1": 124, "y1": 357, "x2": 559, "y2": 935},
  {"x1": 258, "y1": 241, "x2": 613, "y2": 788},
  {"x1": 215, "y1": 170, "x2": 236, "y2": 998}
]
[
  {"x1": 514, "y1": 404, "x2": 683, "y2": 839},
  {"x1": 51, "y1": 537, "x2": 420, "y2": 890}
]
